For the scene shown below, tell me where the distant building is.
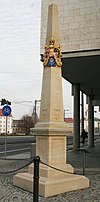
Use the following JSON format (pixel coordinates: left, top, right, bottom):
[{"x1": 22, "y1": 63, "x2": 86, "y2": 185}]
[
  {"x1": 64, "y1": 118, "x2": 74, "y2": 133},
  {"x1": 84, "y1": 109, "x2": 100, "y2": 134},
  {"x1": 0, "y1": 108, "x2": 13, "y2": 134},
  {"x1": 13, "y1": 119, "x2": 25, "y2": 134}
]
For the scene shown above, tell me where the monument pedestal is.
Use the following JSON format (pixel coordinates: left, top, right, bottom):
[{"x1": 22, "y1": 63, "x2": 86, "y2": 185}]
[
  {"x1": 13, "y1": 162, "x2": 89, "y2": 198},
  {"x1": 13, "y1": 123, "x2": 89, "y2": 198}
]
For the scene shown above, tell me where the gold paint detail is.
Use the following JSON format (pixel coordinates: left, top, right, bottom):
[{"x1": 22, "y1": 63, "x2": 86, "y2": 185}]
[
  {"x1": 43, "y1": 38, "x2": 62, "y2": 67},
  {"x1": 41, "y1": 109, "x2": 48, "y2": 120},
  {"x1": 53, "y1": 109, "x2": 60, "y2": 121}
]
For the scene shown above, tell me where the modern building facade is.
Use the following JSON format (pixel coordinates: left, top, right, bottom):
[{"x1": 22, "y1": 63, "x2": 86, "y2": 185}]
[
  {"x1": 40, "y1": 0, "x2": 100, "y2": 150},
  {"x1": 41, "y1": 0, "x2": 100, "y2": 53}
]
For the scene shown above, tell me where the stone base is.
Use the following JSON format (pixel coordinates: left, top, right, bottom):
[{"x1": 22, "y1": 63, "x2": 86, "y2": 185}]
[
  {"x1": 28, "y1": 163, "x2": 74, "y2": 177},
  {"x1": 13, "y1": 163, "x2": 89, "y2": 198}
]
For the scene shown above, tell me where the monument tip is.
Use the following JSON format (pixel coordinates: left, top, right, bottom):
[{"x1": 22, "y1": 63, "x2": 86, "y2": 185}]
[{"x1": 46, "y1": 3, "x2": 60, "y2": 46}]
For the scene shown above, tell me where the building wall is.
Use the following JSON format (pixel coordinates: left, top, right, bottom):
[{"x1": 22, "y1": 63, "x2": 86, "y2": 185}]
[
  {"x1": 0, "y1": 116, "x2": 13, "y2": 134},
  {"x1": 41, "y1": 0, "x2": 100, "y2": 53},
  {"x1": 0, "y1": 109, "x2": 13, "y2": 134},
  {"x1": 13, "y1": 119, "x2": 25, "y2": 134}
]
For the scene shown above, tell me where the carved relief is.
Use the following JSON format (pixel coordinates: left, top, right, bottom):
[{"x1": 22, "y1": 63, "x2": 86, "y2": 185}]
[
  {"x1": 53, "y1": 108, "x2": 60, "y2": 121},
  {"x1": 41, "y1": 109, "x2": 48, "y2": 120}
]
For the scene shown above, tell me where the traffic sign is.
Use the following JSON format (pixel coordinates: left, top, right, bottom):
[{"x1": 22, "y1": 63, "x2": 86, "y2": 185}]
[{"x1": 2, "y1": 105, "x2": 11, "y2": 116}]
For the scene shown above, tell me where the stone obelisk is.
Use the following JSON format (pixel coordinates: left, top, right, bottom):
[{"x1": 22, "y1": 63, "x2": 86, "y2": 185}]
[
  {"x1": 33, "y1": 4, "x2": 73, "y2": 168},
  {"x1": 13, "y1": 4, "x2": 89, "y2": 198}
]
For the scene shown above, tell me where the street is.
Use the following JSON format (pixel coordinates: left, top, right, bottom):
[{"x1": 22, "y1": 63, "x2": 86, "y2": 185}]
[
  {"x1": 0, "y1": 136, "x2": 35, "y2": 157},
  {"x1": 0, "y1": 134, "x2": 99, "y2": 157},
  {"x1": 0, "y1": 135, "x2": 73, "y2": 157}
]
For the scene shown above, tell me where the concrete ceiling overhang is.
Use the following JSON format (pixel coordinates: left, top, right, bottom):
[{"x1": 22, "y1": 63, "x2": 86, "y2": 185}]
[{"x1": 62, "y1": 49, "x2": 100, "y2": 100}]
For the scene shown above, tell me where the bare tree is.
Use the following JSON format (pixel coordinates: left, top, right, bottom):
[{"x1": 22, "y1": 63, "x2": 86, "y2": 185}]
[{"x1": 19, "y1": 114, "x2": 35, "y2": 135}]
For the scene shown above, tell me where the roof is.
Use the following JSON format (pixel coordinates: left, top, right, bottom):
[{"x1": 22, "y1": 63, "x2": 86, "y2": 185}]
[
  {"x1": 64, "y1": 118, "x2": 74, "y2": 123},
  {"x1": 62, "y1": 50, "x2": 100, "y2": 100}
]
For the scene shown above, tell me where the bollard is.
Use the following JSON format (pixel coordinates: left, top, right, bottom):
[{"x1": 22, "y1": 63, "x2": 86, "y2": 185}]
[
  {"x1": 33, "y1": 156, "x2": 40, "y2": 202},
  {"x1": 83, "y1": 151, "x2": 86, "y2": 175},
  {"x1": 30, "y1": 143, "x2": 36, "y2": 158},
  {"x1": 77, "y1": 148, "x2": 89, "y2": 175}
]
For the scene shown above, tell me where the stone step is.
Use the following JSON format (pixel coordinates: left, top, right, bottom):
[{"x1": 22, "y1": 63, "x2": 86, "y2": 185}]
[
  {"x1": 28, "y1": 162, "x2": 74, "y2": 177},
  {"x1": 13, "y1": 171, "x2": 89, "y2": 198}
]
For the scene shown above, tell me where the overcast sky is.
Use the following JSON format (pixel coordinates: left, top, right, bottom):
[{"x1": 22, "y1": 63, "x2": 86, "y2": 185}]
[{"x1": 0, "y1": 0, "x2": 79, "y2": 119}]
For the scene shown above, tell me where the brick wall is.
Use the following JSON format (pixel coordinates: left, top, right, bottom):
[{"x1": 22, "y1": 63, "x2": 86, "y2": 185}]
[{"x1": 41, "y1": 0, "x2": 100, "y2": 53}]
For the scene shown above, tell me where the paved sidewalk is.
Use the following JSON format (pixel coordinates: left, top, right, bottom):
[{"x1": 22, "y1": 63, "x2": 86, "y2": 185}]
[{"x1": 0, "y1": 139, "x2": 100, "y2": 201}]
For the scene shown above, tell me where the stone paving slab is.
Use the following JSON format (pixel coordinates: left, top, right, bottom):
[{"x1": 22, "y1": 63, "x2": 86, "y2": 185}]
[
  {"x1": 0, "y1": 141, "x2": 100, "y2": 202},
  {"x1": 0, "y1": 171, "x2": 100, "y2": 201}
]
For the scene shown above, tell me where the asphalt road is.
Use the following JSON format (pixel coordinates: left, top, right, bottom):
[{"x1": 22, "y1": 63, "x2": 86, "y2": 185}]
[
  {"x1": 0, "y1": 136, "x2": 36, "y2": 157},
  {"x1": 0, "y1": 136, "x2": 35, "y2": 145},
  {"x1": 1, "y1": 134, "x2": 98, "y2": 157},
  {"x1": 0, "y1": 135, "x2": 73, "y2": 157}
]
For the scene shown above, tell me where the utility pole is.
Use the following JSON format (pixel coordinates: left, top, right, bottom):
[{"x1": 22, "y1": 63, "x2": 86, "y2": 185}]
[
  {"x1": 34, "y1": 100, "x2": 37, "y2": 124},
  {"x1": 34, "y1": 100, "x2": 41, "y2": 124}
]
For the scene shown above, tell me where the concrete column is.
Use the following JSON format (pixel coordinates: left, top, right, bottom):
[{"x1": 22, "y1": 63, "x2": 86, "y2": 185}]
[
  {"x1": 81, "y1": 92, "x2": 84, "y2": 133},
  {"x1": 88, "y1": 95, "x2": 94, "y2": 147},
  {"x1": 73, "y1": 84, "x2": 80, "y2": 150}
]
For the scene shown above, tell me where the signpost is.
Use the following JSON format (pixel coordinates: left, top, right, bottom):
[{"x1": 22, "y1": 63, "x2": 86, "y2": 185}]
[
  {"x1": 2, "y1": 105, "x2": 12, "y2": 158},
  {"x1": 2, "y1": 105, "x2": 11, "y2": 117}
]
